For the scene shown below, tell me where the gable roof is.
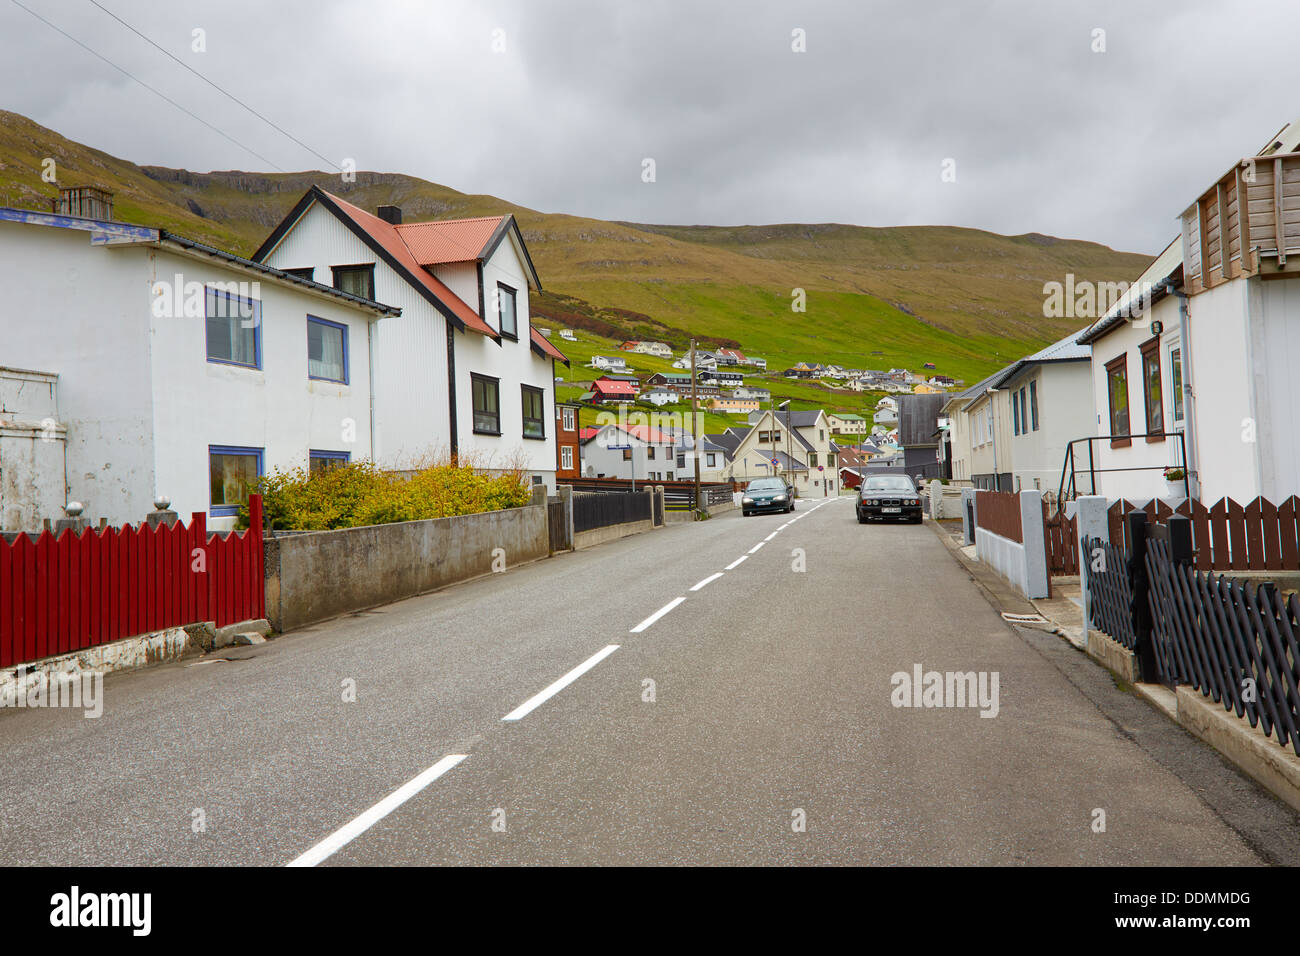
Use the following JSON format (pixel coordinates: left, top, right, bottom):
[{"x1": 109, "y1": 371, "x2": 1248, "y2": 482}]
[
  {"x1": 592, "y1": 379, "x2": 637, "y2": 395},
  {"x1": 990, "y1": 328, "x2": 1091, "y2": 388},
  {"x1": 253, "y1": 186, "x2": 504, "y2": 337},
  {"x1": 530, "y1": 326, "x2": 568, "y2": 365}
]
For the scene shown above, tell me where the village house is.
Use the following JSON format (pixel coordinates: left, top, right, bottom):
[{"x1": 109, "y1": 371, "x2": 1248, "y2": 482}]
[
  {"x1": 253, "y1": 186, "x2": 568, "y2": 490},
  {"x1": 707, "y1": 396, "x2": 761, "y2": 415},
  {"x1": 590, "y1": 354, "x2": 629, "y2": 372},
  {"x1": 640, "y1": 387, "x2": 681, "y2": 407},
  {"x1": 581, "y1": 424, "x2": 680, "y2": 482},
  {"x1": 555, "y1": 401, "x2": 581, "y2": 480},
  {"x1": 0, "y1": 189, "x2": 398, "y2": 530},
  {"x1": 1077, "y1": 119, "x2": 1300, "y2": 503},
  {"x1": 620, "y1": 340, "x2": 673, "y2": 358}
]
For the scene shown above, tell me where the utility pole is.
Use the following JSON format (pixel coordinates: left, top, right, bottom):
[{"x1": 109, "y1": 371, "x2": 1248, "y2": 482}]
[{"x1": 691, "y1": 338, "x2": 701, "y2": 512}]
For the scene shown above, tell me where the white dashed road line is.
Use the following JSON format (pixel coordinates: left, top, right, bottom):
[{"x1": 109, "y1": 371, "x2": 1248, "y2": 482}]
[
  {"x1": 287, "y1": 753, "x2": 469, "y2": 867},
  {"x1": 748, "y1": 541, "x2": 766, "y2": 554},
  {"x1": 764, "y1": 531, "x2": 779, "y2": 541},
  {"x1": 502, "y1": 644, "x2": 622, "y2": 720},
  {"x1": 725, "y1": 555, "x2": 748, "y2": 570},
  {"x1": 690, "y1": 572, "x2": 724, "y2": 592},
  {"x1": 630, "y1": 596, "x2": 686, "y2": 633}
]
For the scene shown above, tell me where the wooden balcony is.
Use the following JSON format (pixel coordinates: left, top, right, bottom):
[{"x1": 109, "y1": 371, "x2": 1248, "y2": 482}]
[{"x1": 1180, "y1": 150, "x2": 1300, "y2": 294}]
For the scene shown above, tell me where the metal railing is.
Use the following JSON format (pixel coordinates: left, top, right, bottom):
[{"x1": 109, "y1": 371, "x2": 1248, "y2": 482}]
[{"x1": 1055, "y1": 432, "x2": 1189, "y2": 512}]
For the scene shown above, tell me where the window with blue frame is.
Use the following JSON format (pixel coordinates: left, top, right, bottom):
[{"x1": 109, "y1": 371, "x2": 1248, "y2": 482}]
[
  {"x1": 309, "y1": 449, "x2": 350, "y2": 475},
  {"x1": 209, "y1": 445, "x2": 263, "y2": 516},
  {"x1": 307, "y1": 316, "x2": 349, "y2": 384},
  {"x1": 205, "y1": 287, "x2": 261, "y2": 368}
]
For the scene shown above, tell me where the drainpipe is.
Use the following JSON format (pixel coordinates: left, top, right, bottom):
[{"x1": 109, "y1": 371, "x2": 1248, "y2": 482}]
[
  {"x1": 1166, "y1": 281, "x2": 1200, "y2": 501},
  {"x1": 367, "y1": 320, "x2": 377, "y2": 463}
]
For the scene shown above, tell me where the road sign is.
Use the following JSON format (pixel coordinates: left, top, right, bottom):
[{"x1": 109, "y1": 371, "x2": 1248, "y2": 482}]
[{"x1": 770, "y1": 458, "x2": 780, "y2": 466}]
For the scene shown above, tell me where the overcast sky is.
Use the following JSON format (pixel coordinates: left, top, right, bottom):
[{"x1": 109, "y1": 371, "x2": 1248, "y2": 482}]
[{"x1": 1, "y1": 0, "x2": 1296, "y2": 255}]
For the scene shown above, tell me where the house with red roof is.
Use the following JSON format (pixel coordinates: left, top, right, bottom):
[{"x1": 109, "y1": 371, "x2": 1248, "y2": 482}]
[
  {"x1": 590, "y1": 379, "x2": 638, "y2": 404},
  {"x1": 580, "y1": 423, "x2": 681, "y2": 482},
  {"x1": 253, "y1": 186, "x2": 568, "y2": 487}
]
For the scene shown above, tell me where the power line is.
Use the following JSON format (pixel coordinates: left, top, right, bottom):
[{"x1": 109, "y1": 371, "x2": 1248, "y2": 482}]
[
  {"x1": 85, "y1": 0, "x2": 341, "y2": 171},
  {"x1": 8, "y1": 0, "x2": 283, "y2": 170}
]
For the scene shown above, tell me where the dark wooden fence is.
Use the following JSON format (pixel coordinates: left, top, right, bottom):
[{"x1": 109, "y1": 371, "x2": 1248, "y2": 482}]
[
  {"x1": 572, "y1": 492, "x2": 652, "y2": 533},
  {"x1": 1146, "y1": 516, "x2": 1300, "y2": 753},
  {"x1": 1044, "y1": 502, "x2": 1078, "y2": 575},
  {"x1": 565, "y1": 477, "x2": 732, "y2": 512},
  {"x1": 974, "y1": 490, "x2": 1022, "y2": 543}
]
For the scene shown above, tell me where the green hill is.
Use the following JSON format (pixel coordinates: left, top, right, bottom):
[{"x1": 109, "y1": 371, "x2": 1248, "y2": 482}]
[{"x1": 0, "y1": 109, "x2": 1152, "y2": 395}]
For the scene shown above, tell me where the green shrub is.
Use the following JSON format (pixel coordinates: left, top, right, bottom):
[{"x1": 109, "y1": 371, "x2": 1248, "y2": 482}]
[{"x1": 235, "y1": 460, "x2": 532, "y2": 530}]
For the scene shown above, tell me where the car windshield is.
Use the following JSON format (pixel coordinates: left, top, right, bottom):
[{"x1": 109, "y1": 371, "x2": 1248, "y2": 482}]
[
  {"x1": 746, "y1": 479, "x2": 786, "y2": 492},
  {"x1": 861, "y1": 477, "x2": 914, "y2": 493}
]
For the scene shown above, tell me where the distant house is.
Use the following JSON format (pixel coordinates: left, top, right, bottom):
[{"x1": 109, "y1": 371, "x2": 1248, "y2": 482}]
[
  {"x1": 590, "y1": 354, "x2": 628, "y2": 372},
  {"x1": 895, "y1": 393, "x2": 947, "y2": 481},
  {"x1": 645, "y1": 372, "x2": 693, "y2": 389},
  {"x1": 559, "y1": 329, "x2": 577, "y2": 341},
  {"x1": 582, "y1": 424, "x2": 680, "y2": 482},
  {"x1": 672, "y1": 353, "x2": 716, "y2": 371},
  {"x1": 590, "y1": 379, "x2": 637, "y2": 404},
  {"x1": 640, "y1": 387, "x2": 681, "y2": 407},
  {"x1": 700, "y1": 369, "x2": 744, "y2": 387},
  {"x1": 621, "y1": 340, "x2": 672, "y2": 358},
  {"x1": 733, "y1": 385, "x2": 771, "y2": 402},
  {"x1": 748, "y1": 357, "x2": 767, "y2": 370},
  {"x1": 708, "y1": 396, "x2": 761, "y2": 414},
  {"x1": 716, "y1": 347, "x2": 746, "y2": 365},
  {"x1": 826, "y1": 412, "x2": 867, "y2": 436},
  {"x1": 555, "y1": 402, "x2": 581, "y2": 480}
]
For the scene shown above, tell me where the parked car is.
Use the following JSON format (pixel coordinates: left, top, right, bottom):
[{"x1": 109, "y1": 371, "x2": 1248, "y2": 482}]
[
  {"x1": 856, "y1": 475, "x2": 922, "y2": 524},
  {"x1": 742, "y1": 477, "x2": 795, "y2": 516}
]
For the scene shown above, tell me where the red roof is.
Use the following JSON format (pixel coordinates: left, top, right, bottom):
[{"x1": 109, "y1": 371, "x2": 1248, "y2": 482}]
[
  {"x1": 531, "y1": 326, "x2": 568, "y2": 364},
  {"x1": 623, "y1": 424, "x2": 674, "y2": 444},
  {"x1": 579, "y1": 427, "x2": 601, "y2": 441},
  {"x1": 396, "y1": 216, "x2": 505, "y2": 265},
  {"x1": 319, "y1": 190, "x2": 496, "y2": 337},
  {"x1": 593, "y1": 380, "x2": 637, "y2": 395}
]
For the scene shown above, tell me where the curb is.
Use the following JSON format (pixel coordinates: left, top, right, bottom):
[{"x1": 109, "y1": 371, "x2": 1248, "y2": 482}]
[{"x1": 0, "y1": 617, "x2": 272, "y2": 701}]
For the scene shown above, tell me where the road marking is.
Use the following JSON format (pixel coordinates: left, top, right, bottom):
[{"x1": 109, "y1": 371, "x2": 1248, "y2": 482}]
[
  {"x1": 748, "y1": 541, "x2": 766, "y2": 554},
  {"x1": 502, "y1": 644, "x2": 621, "y2": 720},
  {"x1": 630, "y1": 597, "x2": 686, "y2": 634},
  {"x1": 690, "y1": 572, "x2": 723, "y2": 591},
  {"x1": 725, "y1": 555, "x2": 748, "y2": 570},
  {"x1": 287, "y1": 753, "x2": 468, "y2": 867},
  {"x1": 778, "y1": 523, "x2": 790, "y2": 530},
  {"x1": 764, "y1": 531, "x2": 779, "y2": 541}
]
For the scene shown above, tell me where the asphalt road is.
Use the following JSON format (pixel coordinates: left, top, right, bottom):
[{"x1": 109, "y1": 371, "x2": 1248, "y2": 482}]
[{"x1": 2, "y1": 495, "x2": 1298, "y2": 866}]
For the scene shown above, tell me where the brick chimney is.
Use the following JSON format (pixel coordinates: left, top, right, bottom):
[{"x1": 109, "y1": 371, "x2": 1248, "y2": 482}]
[{"x1": 376, "y1": 204, "x2": 402, "y2": 225}]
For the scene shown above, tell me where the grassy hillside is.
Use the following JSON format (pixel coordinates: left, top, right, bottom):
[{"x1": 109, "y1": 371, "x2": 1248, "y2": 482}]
[{"x1": 0, "y1": 109, "x2": 1153, "y2": 389}]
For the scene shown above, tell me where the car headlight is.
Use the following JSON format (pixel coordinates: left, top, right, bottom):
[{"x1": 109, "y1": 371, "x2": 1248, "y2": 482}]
[
  {"x1": 774, "y1": 495, "x2": 787, "y2": 502},
  {"x1": 742, "y1": 497, "x2": 754, "y2": 504}
]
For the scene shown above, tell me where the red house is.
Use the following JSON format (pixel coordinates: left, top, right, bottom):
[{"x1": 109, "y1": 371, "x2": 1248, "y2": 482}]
[{"x1": 556, "y1": 402, "x2": 581, "y2": 480}]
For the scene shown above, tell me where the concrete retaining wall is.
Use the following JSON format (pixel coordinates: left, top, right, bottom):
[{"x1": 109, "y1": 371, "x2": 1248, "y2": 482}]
[
  {"x1": 264, "y1": 503, "x2": 548, "y2": 632},
  {"x1": 973, "y1": 489, "x2": 1049, "y2": 599},
  {"x1": 574, "y1": 518, "x2": 655, "y2": 550}
]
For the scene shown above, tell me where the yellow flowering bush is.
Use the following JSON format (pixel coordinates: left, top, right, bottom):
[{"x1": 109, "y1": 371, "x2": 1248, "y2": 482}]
[{"x1": 236, "y1": 460, "x2": 532, "y2": 530}]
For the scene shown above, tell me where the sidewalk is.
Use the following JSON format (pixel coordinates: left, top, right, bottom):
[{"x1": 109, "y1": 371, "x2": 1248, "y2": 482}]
[{"x1": 931, "y1": 516, "x2": 1300, "y2": 814}]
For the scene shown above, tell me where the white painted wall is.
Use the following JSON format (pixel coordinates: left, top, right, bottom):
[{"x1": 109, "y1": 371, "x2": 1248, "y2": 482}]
[
  {"x1": 261, "y1": 201, "x2": 451, "y2": 468},
  {"x1": 146, "y1": 246, "x2": 376, "y2": 529},
  {"x1": 1086, "y1": 296, "x2": 1187, "y2": 501},
  {"x1": 1247, "y1": 277, "x2": 1300, "y2": 501},
  {"x1": 0, "y1": 217, "x2": 379, "y2": 529},
  {"x1": 1182, "y1": 280, "x2": 1257, "y2": 503},
  {"x1": 1005, "y1": 361, "x2": 1093, "y2": 496}
]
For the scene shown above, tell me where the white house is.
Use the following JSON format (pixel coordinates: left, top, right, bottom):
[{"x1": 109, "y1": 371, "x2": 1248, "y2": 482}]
[
  {"x1": 623, "y1": 341, "x2": 672, "y2": 358},
  {"x1": 581, "y1": 424, "x2": 680, "y2": 482},
  {"x1": 0, "y1": 195, "x2": 396, "y2": 530},
  {"x1": 1077, "y1": 117, "x2": 1300, "y2": 503},
  {"x1": 640, "y1": 387, "x2": 680, "y2": 407},
  {"x1": 253, "y1": 186, "x2": 568, "y2": 489},
  {"x1": 590, "y1": 355, "x2": 628, "y2": 372},
  {"x1": 987, "y1": 330, "x2": 1094, "y2": 496},
  {"x1": 559, "y1": 329, "x2": 577, "y2": 341}
]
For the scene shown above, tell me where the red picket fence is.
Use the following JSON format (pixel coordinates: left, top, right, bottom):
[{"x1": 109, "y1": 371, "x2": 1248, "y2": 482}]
[
  {"x1": 0, "y1": 496, "x2": 264, "y2": 669},
  {"x1": 974, "y1": 490, "x2": 1022, "y2": 543},
  {"x1": 1077, "y1": 495, "x2": 1300, "y2": 573}
]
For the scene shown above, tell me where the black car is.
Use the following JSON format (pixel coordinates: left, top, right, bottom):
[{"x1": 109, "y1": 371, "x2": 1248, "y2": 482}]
[
  {"x1": 742, "y1": 478, "x2": 795, "y2": 516},
  {"x1": 856, "y1": 475, "x2": 923, "y2": 523}
]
